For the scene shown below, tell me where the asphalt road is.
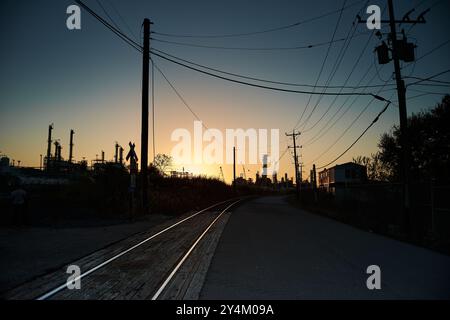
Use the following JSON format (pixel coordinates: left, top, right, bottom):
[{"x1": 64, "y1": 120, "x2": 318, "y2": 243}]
[{"x1": 200, "y1": 196, "x2": 450, "y2": 299}]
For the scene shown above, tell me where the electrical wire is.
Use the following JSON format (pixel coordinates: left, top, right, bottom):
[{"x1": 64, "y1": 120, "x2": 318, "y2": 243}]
[
  {"x1": 151, "y1": 48, "x2": 395, "y2": 90},
  {"x1": 316, "y1": 99, "x2": 392, "y2": 169},
  {"x1": 298, "y1": 1, "x2": 386, "y2": 133},
  {"x1": 152, "y1": 0, "x2": 366, "y2": 39},
  {"x1": 152, "y1": 61, "x2": 209, "y2": 130},
  {"x1": 293, "y1": 0, "x2": 351, "y2": 130},
  {"x1": 150, "y1": 50, "x2": 387, "y2": 99},
  {"x1": 302, "y1": 26, "x2": 377, "y2": 134},
  {"x1": 105, "y1": 0, "x2": 139, "y2": 42},
  {"x1": 150, "y1": 35, "x2": 354, "y2": 51},
  {"x1": 75, "y1": 0, "x2": 142, "y2": 52},
  {"x1": 303, "y1": 64, "x2": 380, "y2": 147},
  {"x1": 307, "y1": 83, "x2": 393, "y2": 165},
  {"x1": 406, "y1": 69, "x2": 450, "y2": 87}
]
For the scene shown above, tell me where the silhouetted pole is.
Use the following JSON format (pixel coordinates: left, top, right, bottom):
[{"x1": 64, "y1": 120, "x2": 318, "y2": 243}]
[
  {"x1": 387, "y1": 0, "x2": 410, "y2": 234},
  {"x1": 119, "y1": 146, "x2": 124, "y2": 165},
  {"x1": 101, "y1": 151, "x2": 105, "y2": 163},
  {"x1": 141, "y1": 18, "x2": 152, "y2": 212},
  {"x1": 40, "y1": 154, "x2": 43, "y2": 170},
  {"x1": 286, "y1": 130, "x2": 301, "y2": 200},
  {"x1": 46, "y1": 124, "x2": 53, "y2": 171},
  {"x1": 69, "y1": 129, "x2": 74, "y2": 164},
  {"x1": 233, "y1": 146, "x2": 236, "y2": 190},
  {"x1": 312, "y1": 164, "x2": 318, "y2": 203}
]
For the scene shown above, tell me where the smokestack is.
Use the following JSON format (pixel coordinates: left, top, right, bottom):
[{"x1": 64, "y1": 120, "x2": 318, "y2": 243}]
[
  {"x1": 69, "y1": 129, "x2": 74, "y2": 164},
  {"x1": 46, "y1": 124, "x2": 53, "y2": 170},
  {"x1": 114, "y1": 143, "x2": 119, "y2": 163},
  {"x1": 119, "y1": 146, "x2": 124, "y2": 165},
  {"x1": 101, "y1": 151, "x2": 105, "y2": 163}
]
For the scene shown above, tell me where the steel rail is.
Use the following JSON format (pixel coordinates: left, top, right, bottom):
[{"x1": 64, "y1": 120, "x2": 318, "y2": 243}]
[
  {"x1": 36, "y1": 198, "x2": 239, "y2": 300},
  {"x1": 151, "y1": 199, "x2": 241, "y2": 300}
]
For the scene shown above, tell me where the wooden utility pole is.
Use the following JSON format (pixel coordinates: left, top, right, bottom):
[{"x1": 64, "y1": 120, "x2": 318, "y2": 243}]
[
  {"x1": 387, "y1": 0, "x2": 410, "y2": 234},
  {"x1": 358, "y1": 0, "x2": 428, "y2": 237},
  {"x1": 312, "y1": 164, "x2": 318, "y2": 203},
  {"x1": 286, "y1": 130, "x2": 301, "y2": 200},
  {"x1": 141, "y1": 18, "x2": 152, "y2": 212}
]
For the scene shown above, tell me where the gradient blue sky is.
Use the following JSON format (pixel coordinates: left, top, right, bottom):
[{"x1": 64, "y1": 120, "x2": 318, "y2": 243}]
[{"x1": 0, "y1": 0, "x2": 449, "y2": 182}]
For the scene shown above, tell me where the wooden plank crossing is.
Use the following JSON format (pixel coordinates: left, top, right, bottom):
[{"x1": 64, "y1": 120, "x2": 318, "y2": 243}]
[{"x1": 4, "y1": 207, "x2": 232, "y2": 300}]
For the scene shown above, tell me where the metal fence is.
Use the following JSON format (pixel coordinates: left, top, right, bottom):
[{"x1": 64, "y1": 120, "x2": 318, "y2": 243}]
[{"x1": 300, "y1": 182, "x2": 450, "y2": 250}]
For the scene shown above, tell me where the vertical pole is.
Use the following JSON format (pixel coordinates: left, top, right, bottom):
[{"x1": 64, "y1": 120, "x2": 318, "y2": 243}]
[
  {"x1": 233, "y1": 146, "x2": 236, "y2": 190},
  {"x1": 101, "y1": 151, "x2": 105, "y2": 163},
  {"x1": 152, "y1": 60, "x2": 156, "y2": 162},
  {"x1": 69, "y1": 129, "x2": 74, "y2": 164},
  {"x1": 46, "y1": 124, "x2": 53, "y2": 171},
  {"x1": 292, "y1": 130, "x2": 300, "y2": 200},
  {"x1": 387, "y1": 0, "x2": 410, "y2": 235},
  {"x1": 40, "y1": 154, "x2": 43, "y2": 170},
  {"x1": 141, "y1": 18, "x2": 151, "y2": 212},
  {"x1": 312, "y1": 164, "x2": 318, "y2": 203}
]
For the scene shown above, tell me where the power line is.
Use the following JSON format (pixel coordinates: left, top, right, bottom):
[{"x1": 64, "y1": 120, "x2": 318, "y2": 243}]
[
  {"x1": 303, "y1": 64, "x2": 380, "y2": 147},
  {"x1": 152, "y1": 61, "x2": 209, "y2": 130},
  {"x1": 316, "y1": 100, "x2": 392, "y2": 169},
  {"x1": 404, "y1": 76, "x2": 450, "y2": 85},
  {"x1": 151, "y1": 48, "x2": 395, "y2": 90},
  {"x1": 293, "y1": 0, "x2": 351, "y2": 130},
  {"x1": 75, "y1": 0, "x2": 142, "y2": 52},
  {"x1": 406, "y1": 69, "x2": 450, "y2": 87},
  {"x1": 105, "y1": 0, "x2": 139, "y2": 42},
  {"x1": 301, "y1": 26, "x2": 377, "y2": 133},
  {"x1": 307, "y1": 84, "x2": 393, "y2": 165},
  {"x1": 150, "y1": 50, "x2": 388, "y2": 99},
  {"x1": 298, "y1": 1, "x2": 386, "y2": 132},
  {"x1": 95, "y1": 0, "x2": 122, "y2": 32},
  {"x1": 150, "y1": 35, "x2": 353, "y2": 51},
  {"x1": 408, "y1": 88, "x2": 449, "y2": 95},
  {"x1": 151, "y1": 0, "x2": 366, "y2": 39}
]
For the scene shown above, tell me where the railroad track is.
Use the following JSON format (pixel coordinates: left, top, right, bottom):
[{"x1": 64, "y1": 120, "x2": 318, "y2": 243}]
[{"x1": 6, "y1": 198, "x2": 243, "y2": 300}]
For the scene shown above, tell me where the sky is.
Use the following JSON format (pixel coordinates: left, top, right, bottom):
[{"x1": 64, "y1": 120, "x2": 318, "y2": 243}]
[{"x1": 0, "y1": 0, "x2": 449, "y2": 183}]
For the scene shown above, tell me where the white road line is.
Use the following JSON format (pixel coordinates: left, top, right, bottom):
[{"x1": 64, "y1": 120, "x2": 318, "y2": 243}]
[
  {"x1": 151, "y1": 199, "x2": 241, "y2": 300},
  {"x1": 36, "y1": 198, "x2": 237, "y2": 300}
]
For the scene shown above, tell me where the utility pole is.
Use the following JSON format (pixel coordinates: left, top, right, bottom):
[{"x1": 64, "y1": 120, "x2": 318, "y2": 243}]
[
  {"x1": 286, "y1": 130, "x2": 301, "y2": 200},
  {"x1": 387, "y1": 0, "x2": 410, "y2": 235},
  {"x1": 312, "y1": 164, "x2": 318, "y2": 203},
  {"x1": 46, "y1": 124, "x2": 53, "y2": 171},
  {"x1": 358, "y1": 0, "x2": 428, "y2": 237},
  {"x1": 69, "y1": 129, "x2": 74, "y2": 164},
  {"x1": 141, "y1": 18, "x2": 152, "y2": 212},
  {"x1": 233, "y1": 146, "x2": 236, "y2": 190}
]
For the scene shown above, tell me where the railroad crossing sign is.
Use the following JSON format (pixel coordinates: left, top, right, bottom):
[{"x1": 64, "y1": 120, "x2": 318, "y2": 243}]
[
  {"x1": 126, "y1": 142, "x2": 138, "y2": 174},
  {"x1": 126, "y1": 142, "x2": 138, "y2": 190}
]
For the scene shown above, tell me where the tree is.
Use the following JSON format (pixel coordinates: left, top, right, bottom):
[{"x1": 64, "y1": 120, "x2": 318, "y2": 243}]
[
  {"x1": 355, "y1": 95, "x2": 450, "y2": 182},
  {"x1": 379, "y1": 95, "x2": 450, "y2": 182},
  {"x1": 353, "y1": 152, "x2": 392, "y2": 181},
  {"x1": 152, "y1": 154, "x2": 172, "y2": 176}
]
